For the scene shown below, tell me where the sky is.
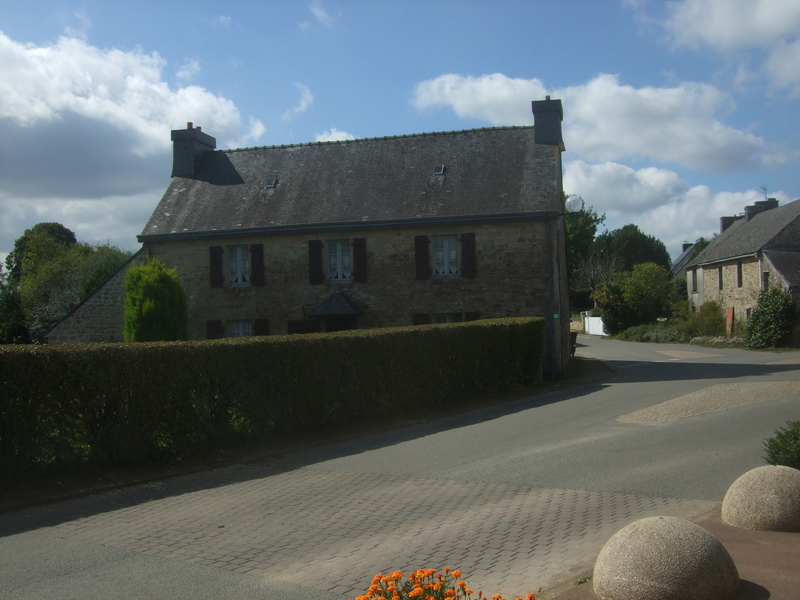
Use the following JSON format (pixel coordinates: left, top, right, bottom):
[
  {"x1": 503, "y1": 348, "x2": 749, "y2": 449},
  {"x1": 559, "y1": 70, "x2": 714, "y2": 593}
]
[{"x1": 1, "y1": 0, "x2": 799, "y2": 266}]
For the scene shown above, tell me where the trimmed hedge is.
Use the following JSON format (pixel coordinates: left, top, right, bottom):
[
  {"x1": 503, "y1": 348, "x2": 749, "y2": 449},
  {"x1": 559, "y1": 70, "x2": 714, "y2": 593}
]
[{"x1": 0, "y1": 318, "x2": 543, "y2": 482}]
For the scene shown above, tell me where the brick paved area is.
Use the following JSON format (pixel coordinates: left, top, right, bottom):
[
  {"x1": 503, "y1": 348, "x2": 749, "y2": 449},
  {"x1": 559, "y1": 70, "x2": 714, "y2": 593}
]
[{"x1": 43, "y1": 466, "x2": 713, "y2": 599}]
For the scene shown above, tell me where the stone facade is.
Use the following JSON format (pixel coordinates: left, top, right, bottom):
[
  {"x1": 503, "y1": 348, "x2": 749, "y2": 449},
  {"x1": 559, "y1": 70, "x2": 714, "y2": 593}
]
[
  {"x1": 144, "y1": 218, "x2": 570, "y2": 374},
  {"x1": 46, "y1": 249, "x2": 146, "y2": 344}
]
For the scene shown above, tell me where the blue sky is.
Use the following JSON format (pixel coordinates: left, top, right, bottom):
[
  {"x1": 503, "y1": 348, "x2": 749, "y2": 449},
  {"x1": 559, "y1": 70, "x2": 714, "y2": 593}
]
[{"x1": 1, "y1": 0, "x2": 799, "y2": 264}]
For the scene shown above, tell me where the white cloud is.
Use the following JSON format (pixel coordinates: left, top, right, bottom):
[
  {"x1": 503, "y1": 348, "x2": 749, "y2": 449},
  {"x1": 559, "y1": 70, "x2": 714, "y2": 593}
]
[
  {"x1": 664, "y1": 0, "x2": 800, "y2": 51},
  {"x1": 563, "y1": 159, "x2": 793, "y2": 257},
  {"x1": 412, "y1": 72, "x2": 780, "y2": 173},
  {"x1": 64, "y1": 10, "x2": 92, "y2": 40},
  {"x1": 211, "y1": 16, "x2": 232, "y2": 29},
  {"x1": 0, "y1": 33, "x2": 254, "y2": 155},
  {"x1": 310, "y1": 1, "x2": 334, "y2": 27},
  {"x1": 765, "y1": 39, "x2": 800, "y2": 97},
  {"x1": 412, "y1": 73, "x2": 546, "y2": 125},
  {"x1": 176, "y1": 59, "x2": 200, "y2": 82},
  {"x1": 662, "y1": 0, "x2": 800, "y2": 96},
  {"x1": 315, "y1": 127, "x2": 356, "y2": 142},
  {"x1": 0, "y1": 31, "x2": 263, "y2": 255},
  {"x1": 282, "y1": 83, "x2": 314, "y2": 121},
  {"x1": 560, "y1": 74, "x2": 775, "y2": 172}
]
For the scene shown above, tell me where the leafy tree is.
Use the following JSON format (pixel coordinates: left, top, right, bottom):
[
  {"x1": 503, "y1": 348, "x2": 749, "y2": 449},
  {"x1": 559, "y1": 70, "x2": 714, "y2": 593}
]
[
  {"x1": 746, "y1": 288, "x2": 798, "y2": 349},
  {"x1": 1, "y1": 222, "x2": 131, "y2": 342},
  {"x1": 19, "y1": 241, "x2": 132, "y2": 340},
  {"x1": 592, "y1": 262, "x2": 674, "y2": 335},
  {"x1": 5, "y1": 222, "x2": 77, "y2": 285},
  {"x1": 593, "y1": 224, "x2": 671, "y2": 272},
  {"x1": 564, "y1": 195, "x2": 606, "y2": 275},
  {"x1": 123, "y1": 258, "x2": 189, "y2": 342},
  {"x1": 689, "y1": 235, "x2": 714, "y2": 260},
  {"x1": 0, "y1": 265, "x2": 30, "y2": 344}
]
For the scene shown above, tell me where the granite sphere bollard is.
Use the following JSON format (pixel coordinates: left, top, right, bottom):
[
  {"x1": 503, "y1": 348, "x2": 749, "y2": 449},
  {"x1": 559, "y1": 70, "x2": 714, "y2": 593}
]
[
  {"x1": 593, "y1": 516, "x2": 739, "y2": 600},
  {"x1": 721, "y1": 465, "x2": 800, "y2": 532}
]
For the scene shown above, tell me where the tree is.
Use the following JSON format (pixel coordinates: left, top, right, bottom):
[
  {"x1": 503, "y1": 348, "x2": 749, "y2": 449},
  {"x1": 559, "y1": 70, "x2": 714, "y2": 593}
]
[
  {"x1": 18, "y1": 241, "x2": 132, "y2": 341},
  {"x1": 564, "y1": 195, "x2": 606, "y2": 275},
  {"x1": 746, "y1": 288, "x2": 798, "y2": 349},
  {"x1": 1, "y1": 222, "x2": 131, "y2": 342},
  {"x1": 123, "y1": 258, "x2": 189, "y2": 342},
  {"x1": 0, "y1": 265, "x2": 29, "y2": 344},
  {"x1": 5, "y1": 222, "x2": 77, "y2": 285},
  {"x1": 689, "y1": 235, "x2": 714, "y2": 260},
  {"x1": 593, "y1": 224, "x2": 671, "y2": 272},
  {"x1": 592, "y1": 262, "x2": 674, "y2": 335}
]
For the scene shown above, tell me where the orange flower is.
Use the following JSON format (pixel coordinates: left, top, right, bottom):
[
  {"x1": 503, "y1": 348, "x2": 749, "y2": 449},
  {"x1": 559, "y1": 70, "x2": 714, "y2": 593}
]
[
  {"x1": 391, "y1": 571, "x2": 403, "y2": 581},
  {"x1": 452, "y1": 570, "x2": 462, "y2": 578}
]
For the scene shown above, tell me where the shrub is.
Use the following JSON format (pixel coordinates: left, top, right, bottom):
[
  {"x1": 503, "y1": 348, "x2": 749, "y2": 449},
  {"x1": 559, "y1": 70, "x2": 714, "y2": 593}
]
[
  {"x1": 764, "y1": 420, "x2": 800, "y2": 469},
  {"x1": 746, "y1": 288, "x2": 797, "y2": 349},
  {"x1": 123, "y1": 258, "x2": 188, "y2": 342},
  {"x1": 350, "y1": 569, "x2": 536, "y2": 600}
]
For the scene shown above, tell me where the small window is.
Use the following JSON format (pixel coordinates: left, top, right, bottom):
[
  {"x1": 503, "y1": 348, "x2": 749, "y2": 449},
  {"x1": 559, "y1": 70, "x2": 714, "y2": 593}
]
[
  {"x1": 434, "y1": 313, "x2": 463, "y2": 323},
  {"x1": 691, "y1": 269, "x2": 697, "y2": 293},
  {"x1": 433, "y1": 235, "x2": 459, "y2": 277},
  {"x1": 718, "y1": 266, "x2": 723, "y2": 291},
  {"x1": 228, "y1": 245, "x2": 251, "y2": 285},
  {"x1": 226, "y1": 320, "x2": 252, "y2": 337},
  {"x1": 763, "y1": 272, "x2": 770, "y2": 289},
  {"x1": 737, "y1": 261, "x2": 743, "y2": 287},
  {"x1": 433, "y1": 164, "x2": 445, "y2": 175},
  {"x1": 327, "y1": 240, "x2": 352, "y2": 281}
]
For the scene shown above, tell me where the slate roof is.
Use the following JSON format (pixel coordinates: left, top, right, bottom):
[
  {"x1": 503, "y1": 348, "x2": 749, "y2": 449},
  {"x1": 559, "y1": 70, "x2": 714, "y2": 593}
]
[
  {"x1": 688, "y1": 199, "x2": 800, "y2": 267},
  {"x1": 764, "y1": 250, "x2": 800, "y2": 290},
  {"x1": 308, "y1": 290, "x2": 365, "y2": 317},
  {"x1": 139, "y1": 126, "x2": 562, "y2": 242},
  {"x1": 669, "y1": 243, "x2": 695, "y2": 277}
]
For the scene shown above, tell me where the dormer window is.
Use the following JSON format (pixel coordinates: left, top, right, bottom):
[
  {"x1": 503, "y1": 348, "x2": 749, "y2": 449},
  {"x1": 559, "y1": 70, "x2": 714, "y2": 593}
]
[{"x1": 433, "y1": 164, "x2": 445, "y2": 176}]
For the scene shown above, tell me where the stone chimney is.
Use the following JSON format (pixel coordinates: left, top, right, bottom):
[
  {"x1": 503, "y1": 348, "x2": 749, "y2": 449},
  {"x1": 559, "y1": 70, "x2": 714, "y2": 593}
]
[
  {"x1": 720, "y1": 215, "x2": 744, "y2": 233},
  {"x1": 531, "y1": 96, "x2": 564, "y2": 150},
  {"x1": 171, "y1": 122, "x2": 216, "y2": 178},
  {"x1": 744, "y1": 197, "x2": 779, "y2": 221}
]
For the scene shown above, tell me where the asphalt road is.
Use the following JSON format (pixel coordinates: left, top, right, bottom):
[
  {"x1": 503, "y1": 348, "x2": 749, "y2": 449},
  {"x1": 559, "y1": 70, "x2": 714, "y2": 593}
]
[{"x1": 1, "y1": 335, "x2": 798, "y2": 599}]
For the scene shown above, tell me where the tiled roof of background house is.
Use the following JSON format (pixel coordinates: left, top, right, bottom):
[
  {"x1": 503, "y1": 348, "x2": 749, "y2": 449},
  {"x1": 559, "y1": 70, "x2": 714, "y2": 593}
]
[
  {"x1": 139, "y1": 126, "x2": 562, "y2": 241},
  {"x1": 764, "y1": 250, "x2": 800, "y2": 290},
  {"x1": 688, "y1": 199, "x2": 800, "y2": 267}
]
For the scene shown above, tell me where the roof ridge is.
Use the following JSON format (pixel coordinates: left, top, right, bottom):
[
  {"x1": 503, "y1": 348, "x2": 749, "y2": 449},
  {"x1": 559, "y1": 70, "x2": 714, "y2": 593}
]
[{"x1": 222, "y1": 125, "x2": 534, "y2": 154}]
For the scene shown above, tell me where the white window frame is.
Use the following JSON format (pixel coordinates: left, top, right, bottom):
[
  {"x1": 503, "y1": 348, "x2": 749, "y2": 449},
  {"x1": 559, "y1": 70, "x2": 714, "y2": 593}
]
[
  {"x1": 228, "y1": 245, "x2": 251, "y2": 286},
  {"x1": 327, "y1": 239, "x2": 352, "y2": 281},
  {"x1": 226, "y1": 320, "x2": 253, "y2": 337},
  {"x1": 433, "y1": 234, "x2": 459, "y2": 277}
]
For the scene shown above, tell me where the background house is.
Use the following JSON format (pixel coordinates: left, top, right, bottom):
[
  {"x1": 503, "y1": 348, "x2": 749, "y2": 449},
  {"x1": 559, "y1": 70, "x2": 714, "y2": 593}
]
[
  {"x1": 686, "y1": 198, "x2": 800, "y2": 343},
  {"x1": 48, "y1": 98, "x2": 573, "y2": 377}
]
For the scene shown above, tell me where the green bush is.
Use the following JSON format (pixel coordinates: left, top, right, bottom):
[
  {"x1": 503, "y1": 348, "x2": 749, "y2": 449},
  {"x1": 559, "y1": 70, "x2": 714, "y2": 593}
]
[
  {"x1": 0, "y1": 318, "x2": 544, "y2": 482},
  {"x1": 123, "y1": 258, "x2": 188, "y2": 342},
  {"x1": 746, "y1": 288, "x2": 798, "y2": 349},
  {"x1": 764, "y1": 420, "x2": 800, "y2": 469}
]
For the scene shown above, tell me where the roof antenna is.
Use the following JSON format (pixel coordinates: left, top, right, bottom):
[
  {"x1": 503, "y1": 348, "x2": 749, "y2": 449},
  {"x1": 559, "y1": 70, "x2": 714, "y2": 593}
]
[{"x1": 761, "y1": 185, "x2": 768, "y2": 200}]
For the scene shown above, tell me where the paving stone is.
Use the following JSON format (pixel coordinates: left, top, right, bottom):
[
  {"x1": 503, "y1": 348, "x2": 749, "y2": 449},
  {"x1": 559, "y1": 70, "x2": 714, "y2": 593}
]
[{"x1": 34, "y1": 467, "x2": 715, "y2": 598}]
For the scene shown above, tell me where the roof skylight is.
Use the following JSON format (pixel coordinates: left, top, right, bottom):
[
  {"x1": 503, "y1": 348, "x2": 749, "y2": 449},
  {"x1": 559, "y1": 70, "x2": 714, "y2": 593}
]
[
  {"x1": 264, "y1": 177, "x2": 278, "y2": 188},
  {"x1": 433, "y1": 164, "x2": 445, "y2": 175}
]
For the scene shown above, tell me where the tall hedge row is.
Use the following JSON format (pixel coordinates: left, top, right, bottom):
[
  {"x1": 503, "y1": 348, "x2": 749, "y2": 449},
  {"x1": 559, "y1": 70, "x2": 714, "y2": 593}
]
[{"x1": 0, "y1": 318, "x2": 543, "y2": 482}]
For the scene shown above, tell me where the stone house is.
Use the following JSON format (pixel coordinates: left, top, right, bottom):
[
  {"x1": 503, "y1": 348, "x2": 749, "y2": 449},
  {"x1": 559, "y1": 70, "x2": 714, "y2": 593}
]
[
  {"x1": 47, "y1": 98, "x2": 573, "y2": 377},
  {"x1": 686, "y1": 198, "x2": 800, "y2": 343}
]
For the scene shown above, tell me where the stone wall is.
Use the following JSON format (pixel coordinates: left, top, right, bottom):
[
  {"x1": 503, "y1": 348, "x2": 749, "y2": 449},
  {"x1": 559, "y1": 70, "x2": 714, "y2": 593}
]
[
  {"x1": 45, "y1": 249, "x2": 145, "y2": 344},
  {"x1": 145, "y1": 218, "x2": 569, "y2": 374}
]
